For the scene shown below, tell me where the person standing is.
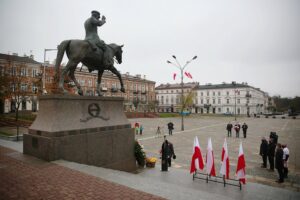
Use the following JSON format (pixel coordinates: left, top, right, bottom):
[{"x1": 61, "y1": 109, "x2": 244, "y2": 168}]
[
  {"x1": 242, "y1": 123, "x2": 248, "y2": 138},
  {"x1": 139, "y1": 124, "x2": 144, "y2": 135},
  {"x1": 161, "y1": 136, "x2": 170, "y2": 171},
  {"x1": 167, "y1": 140, "x2": 175, "y2": 167},
  {"x1": 275, "y1": 143, "x2": 284, "y2": 183},
  {"x1": 260, "y1": 137, "x2": 269, "y2": 168},
  {"x1": 268, "y1": 138, "x2": 276, "y2": 171},
  {"x1": 282, "y1": 144, "x2": 290, "y2": 178},
  {"x1": 226, "y1": 122, "x2": 233, "y2": 137},
  {"x1": 156, "y1": 126, "x2": 161, "y2": 138},
  {"x1": 234, "y1": 122, "x2": 240, "y2": 138},
  {"x1": 167, "y1": 122, "x2": 174, "y2": 136},
  {"x1": 134, "y1": 122, "x2": 140, "y2": 135}
]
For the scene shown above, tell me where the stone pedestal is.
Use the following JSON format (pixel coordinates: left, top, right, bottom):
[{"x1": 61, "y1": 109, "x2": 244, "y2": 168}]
[{"x1": 23, "y1": 95, "x2": 136, "y2": 172}]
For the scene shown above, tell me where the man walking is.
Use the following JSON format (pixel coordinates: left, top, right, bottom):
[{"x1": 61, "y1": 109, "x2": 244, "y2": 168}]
[{"x1": 167, "y1": 122, "x2": 174, "y2": 136}]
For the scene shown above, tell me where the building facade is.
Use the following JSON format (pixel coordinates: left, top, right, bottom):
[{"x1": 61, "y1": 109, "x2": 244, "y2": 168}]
[
  {"x1": 0, "y1": 53, "x2": 42, "y2": 113},
  {"x1": 155, "y1": 82, "x2": 199, "y2": 113},
  {"x1": 0, "y1": 53, "x2": 156, "y2": 113},
  {"x1": 156, "y1": 82, "x2": 271, "y2": 115}
]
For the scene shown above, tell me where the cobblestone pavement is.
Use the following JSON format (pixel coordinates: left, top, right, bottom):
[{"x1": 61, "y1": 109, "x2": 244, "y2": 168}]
[
  {"x1": 0, "y1": 146, "x2": 165, "y2": 200},
  {"x1": 130, "y1": 115, "x2": 300, "y2": 191}
]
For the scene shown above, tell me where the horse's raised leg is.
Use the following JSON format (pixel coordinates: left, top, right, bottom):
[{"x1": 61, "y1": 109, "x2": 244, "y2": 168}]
[
  {"x1": 96, "y1": 69, "x2": 104, "y2": 96},
  {"x1": 70, "y1": 67, "x2": 83, "y2": 96},
  {"x1": 110, "y1": 66, "x2": 125, "y2": 93}
]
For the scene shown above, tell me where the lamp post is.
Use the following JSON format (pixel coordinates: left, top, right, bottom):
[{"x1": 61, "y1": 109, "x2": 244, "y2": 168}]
[
  {"x1": 167, "y1": 55, "x2": 197, "y2": 131},
  {"x1": 43, "y1": 48, "x2": 57, "y2": 94},
  {"x1": 232, "y1": 81, "x2": 237, "y2": 121}
]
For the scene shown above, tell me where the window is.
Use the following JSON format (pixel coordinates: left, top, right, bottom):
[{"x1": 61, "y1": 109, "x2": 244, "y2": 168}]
[
  {"x1": 32, "y1": 69, "x2": 39, "y2": 77},
  {"x1": 218, "y1": 99, "x2": 221, "y2": 104},
  {"x1": 20, "y1": 68, "x2": 27, "y2": 76},
  {"x1": 32, "y1": 84, "x2": 38, "y2": 93},
  {"x1": 218, "y1": 91, "x2": 221, "y2": 96},
  {"x1": 226, "y1": 91, "x2": 229, "y2": 95},
  {"x1": 227, "y1": 99, "x2": 229, "y2": 104},
  {"x1": 227, "y1": 108, "x2": 229, "y2": 112},
  {"x1": 206, "y1": 99, "x2": 210, "y2": 104},
  {"x1": 201, "y1": 92, "x2": 203, "y2": 96},
  {"x1": 213, "y1": 91, "x2": 215, "y2": 96},
  {"x1": 207, "y1": 91, "x2": 209, "y2": 96},
  {"x1": 21, "y1": 84, "x2": 27, "y2": 91},
  {"x1": 237, "y1": 99, "x2": 240, "y2": 104},
  {"x1": 213, "y1": 99, "x2": 215, "y2": 104},
  {"x1": 218, "y1": 108, "x2": 221, "y2": 113},
  {"x1": 201, "y1": 99, "x2": 203, "y2": 104},
  {"x1": 246, "y1": 99, "x2": 249, "y2": 104},
  {"x1": 161, "y1": 96, "x2": 164, "y2": 104},
  {"x1": 166, "y1": 96, "x2": 169, "y2": 104}
]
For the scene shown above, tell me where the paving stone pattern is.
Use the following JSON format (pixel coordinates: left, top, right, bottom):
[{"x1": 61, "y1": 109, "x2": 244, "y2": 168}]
[{"x1": 0, "y1": 146, "x2": 165, "y2": 200}]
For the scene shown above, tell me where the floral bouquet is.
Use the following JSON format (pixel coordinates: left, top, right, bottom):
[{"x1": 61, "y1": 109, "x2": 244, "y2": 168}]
[{"x1": 146, "y1": 157, "x2": 157, "y2": 168}]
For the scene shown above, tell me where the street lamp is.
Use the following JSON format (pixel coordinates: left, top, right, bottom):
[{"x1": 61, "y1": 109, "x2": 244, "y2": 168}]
[
  {"x1": 167, "y1": 55, "x2": 197, "y2": 131},
  {"x1": 232, "y1": 81, "x2": 237, "y2": 121},
  {"x1": 43, "y1": 48, "x2": 57, "y2": 94}
]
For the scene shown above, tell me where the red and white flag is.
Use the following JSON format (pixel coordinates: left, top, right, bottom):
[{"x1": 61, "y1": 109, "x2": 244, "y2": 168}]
[
  {"x1": 220, "y1": 138, "x2": 230, "y2": 179},
  {"x1": 173, "y1": 73, "x2": 177, "y2": 80},
  {"x1": 184, "y1": 71, "x2": 193, "y2": 79},
  {"x1": 236, "y1": 142, "x2": 246, "y2": 184},
  {"x1": 206, "y1": 138, "x2": 216, "y2": 176},
  {"x1": 190, "y1": 136, "x2": 204, "y2": 174}
]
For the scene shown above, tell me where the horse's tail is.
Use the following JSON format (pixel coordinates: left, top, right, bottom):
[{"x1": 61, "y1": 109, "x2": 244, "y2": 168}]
[{"x1": 55, "y1": 40, "x2": 71, "y2": 80}]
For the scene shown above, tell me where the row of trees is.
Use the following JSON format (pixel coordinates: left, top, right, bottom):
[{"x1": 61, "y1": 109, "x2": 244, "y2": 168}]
[{"x1": 272, "y1": 96, "x2": 300, "y2": 113}]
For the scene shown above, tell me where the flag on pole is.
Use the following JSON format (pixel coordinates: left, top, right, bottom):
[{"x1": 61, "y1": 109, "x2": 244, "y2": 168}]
[
  {"x1": 220, "y1": 138, "x2": 230, "y2": 179},
  {"x1": 206, "y1": 138, "x2": 216, "y2": 176},
  {"x1": 173, "y1": 73, "x2": 177, "y2": 80},
  {"x1": 236, "y1": 142, "x2": 246, "y2": 184},
  {"x1": 184, "y1": 72, "x2": 193, "y2": 79},
  {"x1": 190, "y1": 136, "x2": 204, "y2": 174}
]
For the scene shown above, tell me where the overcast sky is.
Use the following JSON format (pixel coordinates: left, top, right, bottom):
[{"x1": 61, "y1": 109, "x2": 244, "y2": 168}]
[{"x1": 0, "y1": 0, "x2": 299, "y2": 97}]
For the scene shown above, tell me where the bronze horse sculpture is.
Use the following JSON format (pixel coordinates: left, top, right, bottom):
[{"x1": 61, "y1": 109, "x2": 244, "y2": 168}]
[{"x1": 55, "y1": 39, "x2": 124, "y2": 96}]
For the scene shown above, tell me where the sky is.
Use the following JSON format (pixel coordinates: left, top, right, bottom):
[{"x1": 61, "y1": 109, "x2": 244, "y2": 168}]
[{"x1": 0, "y1": 0, "x2": 299, "y2": 97}]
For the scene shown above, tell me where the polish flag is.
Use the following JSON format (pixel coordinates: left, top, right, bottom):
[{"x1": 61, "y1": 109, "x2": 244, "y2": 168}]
[
  {"x1": 187, "y1": 72, "x2": 193, "y2": 79},
  {"x1": 206, "y1": 138, "x2": 216, "y2": 176},
  {"x1": 190, "y1": 136, "x2": 204, "y2": 174},
  {"x1": 236, "y1": 142, "x2": 246, "y2": 184},
  {"x1": 173, "y1": 73, "x2": 177, "y2": 80},
  {"x1": 220, "y1": 138, "x2": 230, "y2": 179}
]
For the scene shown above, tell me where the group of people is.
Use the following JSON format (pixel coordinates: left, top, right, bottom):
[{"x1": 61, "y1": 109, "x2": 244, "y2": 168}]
[
  {"x1": 226, "y1": 122, "x2": 248, "y2": 138},
  {"x1": 156, "y1": 122, "x2": 175, "y2": 137},
  {"x1": 134, "y1": 122, "x2": 144, "y2": 135},
  {"x1": 259, "y1": 133, "x2": 289, "y2": 183}
]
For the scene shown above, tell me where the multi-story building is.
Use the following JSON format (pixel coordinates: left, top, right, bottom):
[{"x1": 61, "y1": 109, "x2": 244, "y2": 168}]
[
  {"x1": 156, "y1": 82, "x2": 270, "y2": 115},
  {"x1": 0, "y1": 53, "x2": 156, "y2": 113},
  {"x1": 0, "y1": 53, "x2": 42, "y2": 113},
  {"x1": 155, "y1": 82, "x2": 199, "y2": 112}
]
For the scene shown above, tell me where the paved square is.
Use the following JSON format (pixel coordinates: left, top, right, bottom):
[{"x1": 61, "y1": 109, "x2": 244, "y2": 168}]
[{"x1": 130, "y1": 116, "x2": 300, "y2": 188}]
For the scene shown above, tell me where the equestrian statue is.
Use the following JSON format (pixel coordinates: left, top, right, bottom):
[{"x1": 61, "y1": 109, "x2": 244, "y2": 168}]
[{"x1": 55, "y1": 10, "x2": 125, "y2": 96}]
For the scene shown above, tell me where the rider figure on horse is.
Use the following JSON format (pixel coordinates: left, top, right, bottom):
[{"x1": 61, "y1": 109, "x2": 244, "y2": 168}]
[{"x1": 84, "y1": 10, "x2": 112, "y2": 67}]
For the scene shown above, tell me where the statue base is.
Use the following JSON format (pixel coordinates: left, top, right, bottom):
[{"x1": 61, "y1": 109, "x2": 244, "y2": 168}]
[{"x1": 23, "y1": 95, "x2": 136, "y2": 172}]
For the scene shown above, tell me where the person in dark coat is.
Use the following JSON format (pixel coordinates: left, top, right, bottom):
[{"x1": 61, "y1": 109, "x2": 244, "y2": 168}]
[
  {"x1": 167, "y1": 122, "x2": 174, "y2": 136},
  {"x1": 268, "y1": 138, "x2": 276, "y2": 171},
  {"x1": 161, "y1": 136, "x2": 170, "y2": 171},
  {"x1": 259, "y1": 137, "x2": 268, "y2": 168},
  {"x1": 226, "y1": 122, "x2": 233, "y2": 137},
  {"x1": 167, "y1": 141, "x2": 175, "y2": 167},
  {"x1": 242, "y1": 123, "x2": 248, "y2": 138},
  {"x1": 275, "y1": 143, "x2": 284, "y2": 183}
]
